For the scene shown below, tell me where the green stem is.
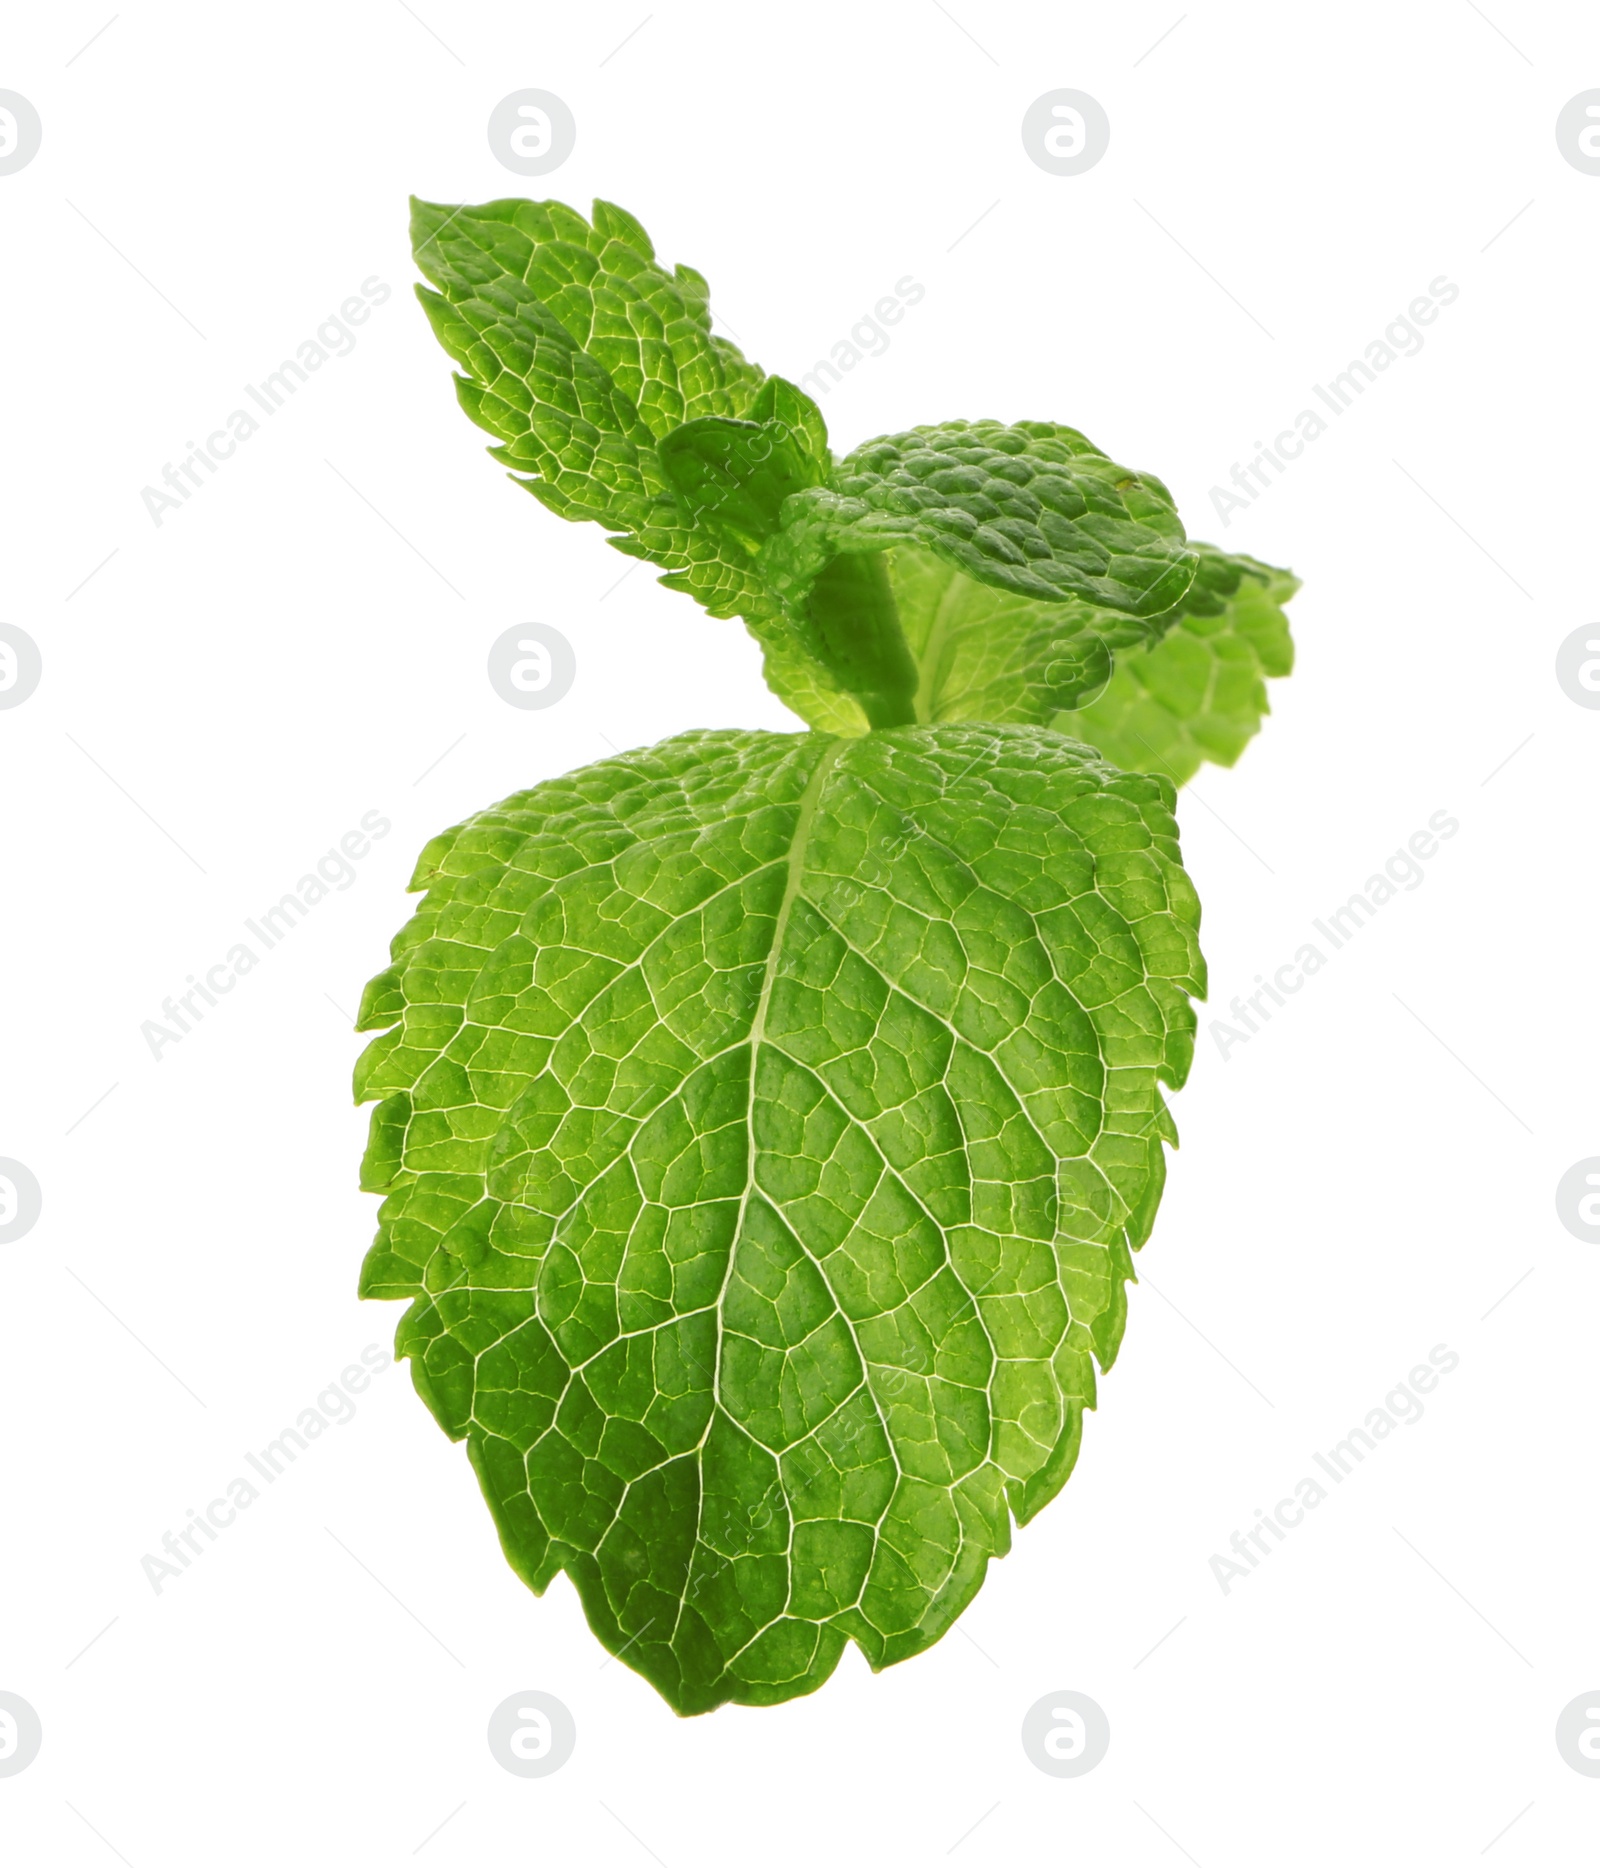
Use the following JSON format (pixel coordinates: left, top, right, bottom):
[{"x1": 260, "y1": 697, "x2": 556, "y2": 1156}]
[{"x1": 804, "y1": 551, "x2": 918, "y2": 730}]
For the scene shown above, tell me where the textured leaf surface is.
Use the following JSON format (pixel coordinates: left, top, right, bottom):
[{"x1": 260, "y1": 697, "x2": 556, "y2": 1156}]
[
  {"x1": 760, "y1": 421, "x2": 1197, "y2": 623},
  {"x1": 1052, "y1": 547, "x2": 1298, "y2": 784},
  {"x1": 355, "y1": 726, "x2": 1202, "y2": 1713},
  {"x1": 658, "y1": 414, "x2": 823, "y2": 552},
  {"x1": 410, "y1": 195, "x2": 777, "y2": 625},
  {"x1": 408, "y1": 200, "x2": 1208, "y2": 738}
]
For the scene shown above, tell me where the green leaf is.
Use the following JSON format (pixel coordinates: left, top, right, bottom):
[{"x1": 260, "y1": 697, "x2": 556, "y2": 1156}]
[
  {"x1": 409, "y1": 195, "x2": 778, "y2": 625},
  {"x1": 657, "y1": 414, "x2": 824, "y2": 554},
  {"x1": 760, "y1": 421, "x2": 1197, "y2": 623},
  {"x1": 1051, "y1": 546, "x2": 1299, "y2": 784},
  {"x1": 882, "y1": 545, "x2": 1154, "y2": 726},
  {"x1": 355, "y1": 725, "x2": 1202, "y2": 1713},
  {"x1": 411, "y1": 195, "x2": 764, "y2": 439},
  {"x1": 747, "y1": 422, "x2": 1200, "y2": 735},
  {"x1": 409, "y1": 197, "x2": 875, "y2": 721}
]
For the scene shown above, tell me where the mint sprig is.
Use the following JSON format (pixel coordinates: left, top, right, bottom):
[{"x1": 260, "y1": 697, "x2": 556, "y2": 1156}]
[{"x1": 356, "y1": 196, "x2": 1297, "y2": 1714}]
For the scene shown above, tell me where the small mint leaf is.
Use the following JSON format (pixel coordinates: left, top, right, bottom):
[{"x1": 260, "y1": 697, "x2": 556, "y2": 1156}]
[
  {"x1": 1052, "y1": 545, "x2": 1299, "y2": 783},
  {"x1": 658, "y1": 413, "x2": 825, "y2": 553},
  {"x1": 409, "y1": 195, "x2": 774, "y2": 626},
  {"x1": 761, "y1": 420, "x2": 1198, "y2": 622}
]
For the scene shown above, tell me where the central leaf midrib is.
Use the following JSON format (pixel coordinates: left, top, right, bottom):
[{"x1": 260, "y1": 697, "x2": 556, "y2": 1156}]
[
  {"x1": 672, "y1": 734, "x2": 848, "y2": 1660},
  {"x1": 701, "y1": 732, "x2": 846, "y2": 1422}
]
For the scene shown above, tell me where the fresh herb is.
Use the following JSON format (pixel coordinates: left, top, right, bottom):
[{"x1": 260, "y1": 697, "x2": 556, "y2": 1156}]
[{"x1": 355, "y1": 196, "x2": 1296, "y2": 1713}]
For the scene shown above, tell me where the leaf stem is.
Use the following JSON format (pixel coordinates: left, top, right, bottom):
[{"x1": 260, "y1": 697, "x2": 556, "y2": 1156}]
[{"x1": 804, "y1": 551, "x2": 918, "y2": 729}]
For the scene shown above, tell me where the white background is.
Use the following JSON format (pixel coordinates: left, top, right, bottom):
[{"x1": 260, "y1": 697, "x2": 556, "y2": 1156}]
[{"x1": 2, "y1": 2, "x2": 1597, "y2": 1861}]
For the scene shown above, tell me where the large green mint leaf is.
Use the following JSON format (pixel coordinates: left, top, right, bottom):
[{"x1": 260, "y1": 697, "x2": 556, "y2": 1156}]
[
  {"x1": 354, "y1": 725, "x2": 1202, "y2": 1713},
  {"x1": 1052, "y1": 546, "x2": 1298, "y2": 784},
  {"x1": 410, "y1": 195, "x2": 779, "y2": 623}
]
